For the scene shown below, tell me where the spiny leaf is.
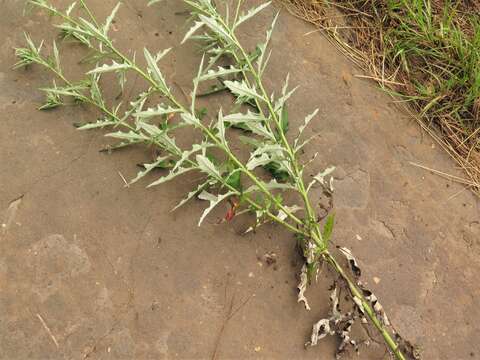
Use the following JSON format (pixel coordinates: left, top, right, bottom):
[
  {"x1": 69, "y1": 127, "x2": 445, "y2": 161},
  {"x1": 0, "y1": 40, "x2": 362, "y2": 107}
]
[
  {"x1": 216, "y1": 108, "x2": 226, "y2": 145},
  {"x1": 144, "y1": 47, "x2": 170, "y2": 92},
  {"x1": 104, "y1": 3, "x2": 121, "y2": 35},
  {"x1": 129, "y1": 155, "x2": 171, "y2": 185},
  {"x1": 181, "y1": 21, "x2": 204, "y2": 44},
  {"x1": 147, "y1": 167, "x2": 193, "y2": 187},
  {"x1": 223, "y1": 110, "x2": 265, "y2": 125},
  {"x1": 224, "y1": 80, "x2": 264, "y2": 102},
  {"x1": 171, "y1": 180, "x2": 211, "y2": 212},
  {"x1": 294, "y1": 109, "x2": 319, "y2": 149},
  {"x1": 199, "y1": 65, "x2": 242, "y2": 82},
  {"x1": 87, "y1": 60, "x2": 130, "y2": 74},
  {"x1": 135, "y1": 104, "x2": 182, "y2": 118},
  {"x1": 196, "y1": 154, "x2": 221, "y2": 179},
  {"x1": 181, "y1": 112, "x2": 201, "y2": 126},
  {"x1": 76, "y1": 118, "x2": 117, "y2": 130},
  {"x1": 234, "y1": 2, "x2": 272, "y2": 29},
  {"x1": 197, "y1": 190, "x2": 236, "y2": 226},
  {"x1": 198, "y1": 14, "x2": 233, "y2": 43},
  {"x1": 106, "y1": 130, "x2": 148, "y2": 142}
]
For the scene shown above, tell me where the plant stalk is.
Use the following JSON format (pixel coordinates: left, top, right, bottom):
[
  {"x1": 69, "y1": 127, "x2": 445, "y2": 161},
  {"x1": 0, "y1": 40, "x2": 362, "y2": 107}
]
[{"x1": 324, "y1": 251, "x2": 406, "y2": 360}]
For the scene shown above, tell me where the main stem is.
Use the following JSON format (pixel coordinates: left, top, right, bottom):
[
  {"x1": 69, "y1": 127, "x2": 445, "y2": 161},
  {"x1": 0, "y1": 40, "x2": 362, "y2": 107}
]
[{"x1": 324, "y1": 252, "x2": 406, "y2": 360}]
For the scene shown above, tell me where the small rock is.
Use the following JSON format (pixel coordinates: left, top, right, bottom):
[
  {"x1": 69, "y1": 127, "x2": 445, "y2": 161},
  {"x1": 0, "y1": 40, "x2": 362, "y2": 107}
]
[{"x1": 373, "y1": 276, "x2": 381, "y2": 284}]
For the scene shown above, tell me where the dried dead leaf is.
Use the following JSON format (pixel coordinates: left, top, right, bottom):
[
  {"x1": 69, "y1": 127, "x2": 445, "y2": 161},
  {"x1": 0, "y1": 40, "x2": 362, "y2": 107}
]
[
  {"x1": 338, "y1": 246, "x2": 361, "y2": 278},
  {"x1": 297, "y1": 264, "x2": 311, "y2": 310}
]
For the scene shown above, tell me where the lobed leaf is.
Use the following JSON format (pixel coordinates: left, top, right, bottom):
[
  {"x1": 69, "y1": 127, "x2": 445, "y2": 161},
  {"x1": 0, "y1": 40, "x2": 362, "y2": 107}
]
[
  {"x1": 197, "y1": 190, "x2": 237, "y2": 226},
  {"x1": 234, "y1": 2, "x2": 271, "y2": 29}
]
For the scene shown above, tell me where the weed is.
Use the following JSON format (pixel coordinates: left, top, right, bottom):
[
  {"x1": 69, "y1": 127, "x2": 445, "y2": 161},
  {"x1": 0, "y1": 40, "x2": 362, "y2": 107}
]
[{"x1": 15, "y1": 0, "x2": 414, "y2": 358}]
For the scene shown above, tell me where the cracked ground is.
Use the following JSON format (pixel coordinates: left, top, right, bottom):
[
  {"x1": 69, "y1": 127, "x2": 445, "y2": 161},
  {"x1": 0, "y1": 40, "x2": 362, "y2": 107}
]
[{"x1": 1, "y1": 0, "x2": 480, "y2": 359}]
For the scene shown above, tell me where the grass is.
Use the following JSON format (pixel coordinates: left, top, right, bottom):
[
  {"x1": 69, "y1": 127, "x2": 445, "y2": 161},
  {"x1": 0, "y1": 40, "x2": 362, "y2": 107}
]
[{"x1": 283, "y1": 0, "x2": 480, "y2": 194}]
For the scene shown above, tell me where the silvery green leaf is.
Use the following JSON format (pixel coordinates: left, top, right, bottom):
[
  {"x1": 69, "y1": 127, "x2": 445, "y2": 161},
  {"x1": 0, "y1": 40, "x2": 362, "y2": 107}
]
[
  {"x1": 87, "y1": 60, "x2": 130, "y2": 74},
  {"x1": 274, "y1": 84, "x2": 299, "y2": 112},
  {"x1": 198, "y1": 14, "x2": 232, "y2": 43},
  {"x1": 55, "y1": 22, "x2": 91, "y2": 38},
  {"x1": 78, "y1": 17, "x2": 107, "y2": 40},
  {"x1": 196, "y1": 154, "x2": 221, "y2": 179},
  {"x1": 245, "y1": 122, "x2": 276, "y2": 141},
  {"x1": 122, "y1": 91, "x2": 150, "y2": 122},
  {"x1": 234, "y1": 2, "x2": 271, "y2": 29},
  {"x1": 77, "y1": 118, "x2": 117, "y2": 130},
  {"x1": 245, "y1": 179, "x2": 294, "y2": 193},
  {"x1": 40, "y1": 86, "x2": 82, "y2": 99},
  {"x1": 56, "y1": 22, "x2": 92, "y2": 47},
  {"x1": 144, "y1": 48, "x2": 169, "y2": 92},
  {"x1": 135, "y1": 105, "x2": 182, "y2": 119},
  {"x1": 171, "y1": 180, "x2": 211, "y2": 212},
  {"x1": 89, "y1": 73, "x2": 104, "y2": 106},
  {"x1": 117, "y1": 69, "x2": 127, "y2": 92},
  {"x1": 277, "y1": 204, "x2": 302, "y2": 221},
  {"x1": 257, "y1": 12, "x2": 279, "y2": 72},
  {"x1": 147, "y1": 167, "x2": 193, "y2": 187},
  {"x1": 154, "y1": 48, "x2": 172, "y2": 62},
  {"x1": 157, "y1": 133, "x2": 181, "y2": 155},
  {"x1": 104, "y1": 3, "x2": 121, "y2": 35},
  {"x1": 294, "y1": 109, "x2": 319, "y2": 148},
  {"x1": 137, "y1": 122, "x2": 162, "y2": 137},
  {"x1": 172, "y1": 143, "x2": 210, "y2": 172},
  {"x1": 181, "y1": 21, "x2": 204, "y2": 44},
  {"x1": 105, "y1": 130, "x2": 148, "y2": 142},
  {"x1": 198, "y1": 66, "x2": 242, "y2": 82},
  {"x1": 216, "y1": 109, "x2": 226, "y2": 145},
  {"x1": 147, "y1": 0, "x2": 163, "y2": 5},
  {"x1": 52, "y1": 40, "x2": 60, "y2": 72},
  {"x1": 251, "y1": 143, "x2": 284, "y2": 157},
  {"x1": 197, "y1": 190, "x2": 236, "y2": 226},
  {"x1": 66, "y1": 2, "x2": 77, "y2": 16},
  {"x1": 294, "y1": 134, "x2": 316, "y2": 153},
  {"x1": 223, "y1": 110, "x2": 265, "y2": 124},
  {"x1": 224, "y1": 80, "x2": 264, "y2": 102},
  {"x1": 246, "y1": 152, "x2": 270, "y2": 170},
  {"x1": 129, "y1": 155, "x2": 170, "y2": 185},
  {"x1": 181, "y1": 113, "x2": 200, "y2": 126}
]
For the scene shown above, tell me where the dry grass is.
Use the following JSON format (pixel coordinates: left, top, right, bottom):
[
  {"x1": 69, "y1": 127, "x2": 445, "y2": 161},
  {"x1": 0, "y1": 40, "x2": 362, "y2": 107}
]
[{"x1": 281, "y1": 0, "x2": 480, "y2": 195}]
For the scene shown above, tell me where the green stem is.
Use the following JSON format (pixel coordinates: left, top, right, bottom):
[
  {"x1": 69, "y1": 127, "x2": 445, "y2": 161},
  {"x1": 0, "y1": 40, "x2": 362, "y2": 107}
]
[{"x1": 324, "y1": 252, "x2": 406, "y2": 360}]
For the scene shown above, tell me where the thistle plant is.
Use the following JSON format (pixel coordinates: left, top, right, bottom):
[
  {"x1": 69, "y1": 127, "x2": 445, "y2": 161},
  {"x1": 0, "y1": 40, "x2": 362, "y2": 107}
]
[{"x1": 15, "y1": 1, "x2": 416, "y2": 359}]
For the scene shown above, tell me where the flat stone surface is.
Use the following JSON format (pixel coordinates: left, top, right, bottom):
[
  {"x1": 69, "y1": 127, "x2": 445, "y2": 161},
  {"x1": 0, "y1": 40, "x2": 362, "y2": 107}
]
[{"x1": 1, "y1": 1, "x2": 479, "y2": 359}]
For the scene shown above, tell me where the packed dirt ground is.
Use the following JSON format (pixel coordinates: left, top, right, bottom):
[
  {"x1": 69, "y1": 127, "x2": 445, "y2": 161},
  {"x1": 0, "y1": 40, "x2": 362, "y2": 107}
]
[{"x1": 1, "y1": 1, "x2": 479, "y2": 359}]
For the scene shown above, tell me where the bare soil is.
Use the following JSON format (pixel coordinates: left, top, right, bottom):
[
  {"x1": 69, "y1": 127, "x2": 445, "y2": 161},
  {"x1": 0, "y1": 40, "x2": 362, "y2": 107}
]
[{"x1": 1, "y1": 1, "x2": 479, "y2": 359}]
